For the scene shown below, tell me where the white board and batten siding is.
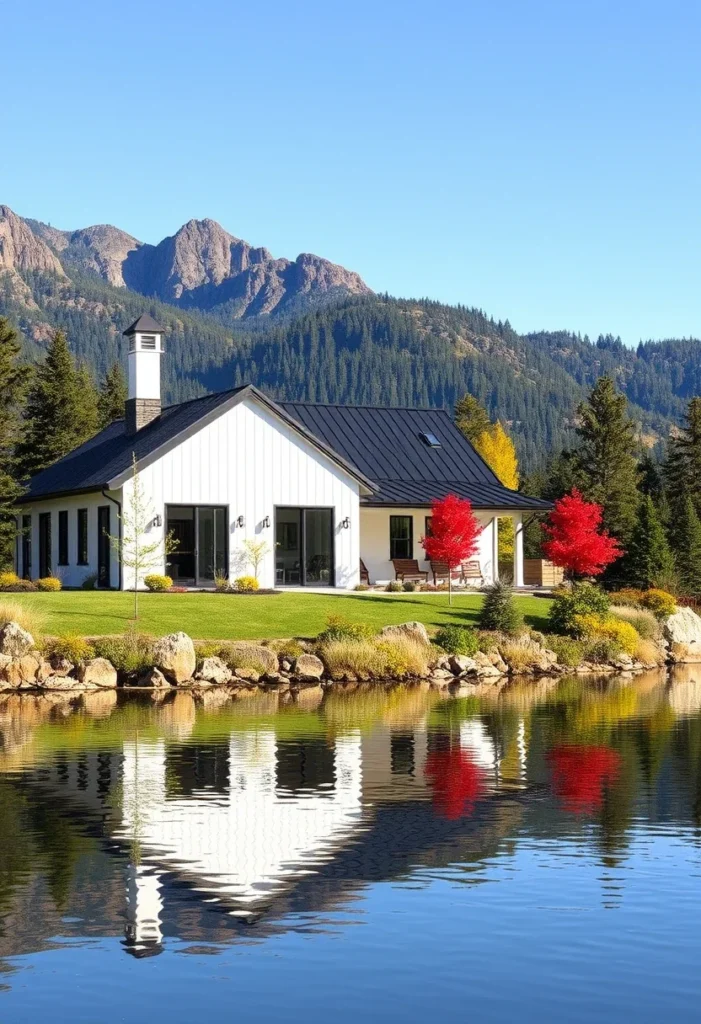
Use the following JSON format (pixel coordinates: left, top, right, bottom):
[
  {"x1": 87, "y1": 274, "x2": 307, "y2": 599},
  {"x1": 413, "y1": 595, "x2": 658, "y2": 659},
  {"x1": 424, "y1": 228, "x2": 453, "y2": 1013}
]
[{"x1": 120, "y1": 395, "x2": 361, "y2": 590}]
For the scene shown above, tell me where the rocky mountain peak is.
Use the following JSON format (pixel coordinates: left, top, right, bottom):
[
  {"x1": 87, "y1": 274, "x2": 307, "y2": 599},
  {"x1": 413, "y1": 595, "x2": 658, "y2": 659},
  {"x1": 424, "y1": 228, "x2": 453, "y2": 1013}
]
[{"x1": 0, "y1": 206, "x2": 65, "y2": 277}]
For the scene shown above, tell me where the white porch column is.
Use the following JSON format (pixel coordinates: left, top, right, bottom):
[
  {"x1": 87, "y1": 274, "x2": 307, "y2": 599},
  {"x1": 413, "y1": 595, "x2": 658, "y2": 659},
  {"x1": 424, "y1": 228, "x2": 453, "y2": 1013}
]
[
  {"x1": 491, "y1": 515, "x2": 499, "y2": 582},
  {"x1": 514, "y1": 513, "x2": 524, "y2": 588}
]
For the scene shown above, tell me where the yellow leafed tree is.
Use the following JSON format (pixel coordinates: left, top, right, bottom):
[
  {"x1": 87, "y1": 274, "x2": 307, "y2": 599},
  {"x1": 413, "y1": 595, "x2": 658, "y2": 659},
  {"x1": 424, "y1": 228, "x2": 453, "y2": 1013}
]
[{"x1": 475, "y1": 422, "x2": 519, "y2": 561}]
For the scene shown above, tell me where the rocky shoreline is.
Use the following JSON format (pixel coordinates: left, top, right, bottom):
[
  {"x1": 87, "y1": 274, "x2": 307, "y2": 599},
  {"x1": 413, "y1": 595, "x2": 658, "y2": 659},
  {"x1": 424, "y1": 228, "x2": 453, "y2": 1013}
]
[{"x1": 1, "y1": 607, "x2": 700, "y2": 698}]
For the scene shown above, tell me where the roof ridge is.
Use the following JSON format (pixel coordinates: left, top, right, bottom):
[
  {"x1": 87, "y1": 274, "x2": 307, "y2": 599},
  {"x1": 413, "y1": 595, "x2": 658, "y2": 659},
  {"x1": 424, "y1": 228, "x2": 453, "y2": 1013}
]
[{"x1": 282, "y1": 399, "x2": 451, "y2": 414}]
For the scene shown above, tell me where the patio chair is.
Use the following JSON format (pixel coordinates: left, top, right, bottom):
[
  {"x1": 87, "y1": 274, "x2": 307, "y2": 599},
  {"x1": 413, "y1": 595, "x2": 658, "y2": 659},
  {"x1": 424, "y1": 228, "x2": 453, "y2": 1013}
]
[
  {"x1": 392, "y1": 559, "x2": 428, "y2": 583},
  {"x1": 429, "y1": 561, "x2": 462, "y2": 586},
  {"x1": 460, "y1": 560, "x2": 484, "y2": 587}
]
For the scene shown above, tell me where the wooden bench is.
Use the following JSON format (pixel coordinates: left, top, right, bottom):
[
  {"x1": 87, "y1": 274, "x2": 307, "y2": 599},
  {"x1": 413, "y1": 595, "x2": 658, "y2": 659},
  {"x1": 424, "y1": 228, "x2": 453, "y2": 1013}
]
[
  {"x1": 430, "y1": 561, "x2": 461, "y2": 585},
  {"x1": 392, "y1": 559, "x2": 428, "y2": 582},
  {"x1": 461, "y1": 560, "x2": 484, "y2": 587},
  {"x1": 360, "y1": 558, "x2": 370, "y2": 584}
]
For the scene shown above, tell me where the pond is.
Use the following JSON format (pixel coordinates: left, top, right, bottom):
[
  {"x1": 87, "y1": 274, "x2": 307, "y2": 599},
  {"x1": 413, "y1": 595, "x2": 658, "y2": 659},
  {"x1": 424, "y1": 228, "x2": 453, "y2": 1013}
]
[{"x1": 1, "y1": 669, "x2": 701, "y2": 1022}]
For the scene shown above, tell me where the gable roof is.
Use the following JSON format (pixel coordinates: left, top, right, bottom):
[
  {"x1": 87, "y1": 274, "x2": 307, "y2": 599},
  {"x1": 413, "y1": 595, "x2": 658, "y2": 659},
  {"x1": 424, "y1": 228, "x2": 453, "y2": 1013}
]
[
  {"x1": 280, "y1": 402, "x2": 551, "y2": 510},
  {"x1": 21, "y1": 387, "x2": 550, "y2": 511},
  {"x1": 21, "y1": 386, "x2": 375, "y2": 503}
]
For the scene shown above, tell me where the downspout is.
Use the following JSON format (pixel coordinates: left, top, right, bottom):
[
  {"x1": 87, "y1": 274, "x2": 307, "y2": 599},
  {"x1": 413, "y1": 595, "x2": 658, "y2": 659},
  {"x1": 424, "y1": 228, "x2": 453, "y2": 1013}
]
[{"x1": 102, "y1": 489, "x2": 122, "y2": 590}]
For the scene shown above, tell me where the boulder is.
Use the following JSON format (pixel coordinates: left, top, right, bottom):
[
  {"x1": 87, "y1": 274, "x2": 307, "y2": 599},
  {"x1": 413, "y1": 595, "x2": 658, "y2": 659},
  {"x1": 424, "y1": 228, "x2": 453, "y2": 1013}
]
[
  {"x1": 449, "y1": 654, "x2": 478, "y2": 675},
  {"x1": 153, "y1": 631, "x2": 196, "y2": 684},
  {"x1": 196, "y1": 656, "x2": 232, "y2": 686},
  {"x1": 0, "y1": 622, "x2": 34, "y2": 658},
  {"x1": 78, "y1": 657, "x2": 118, "y2": 689},
  {"x1": 230, "y1": 643, "x2": 279, "y2": 676},
  {"x1": 48, "y1": 657, "x2": 74, "y2": 678},
  {"x1": 669, "y1": 642, "x2": 701, "y2": 664},
  {"x1": 139, "y1": 667, "x2": 171, "y2": 688},
  {"x1": 17, "y1": 654, "x2": 41, "y2": 687},
  {"x1": 293, "y1": 653, "x2": 324, "y2": 681},
  {"x1": 0, "y1": 653, "x2": 12, "y2": 686},
  {"x1": 380, "y1": 622, "x2": 430, "y2": 646},
  {"x1": 234, "y1": 666, "x2": 262, "y2": 683},
  {"x1": 41, "y1": 675, "x2": 92, "y2": 691},
  {"x1": 664, "y1": 608, "x2": 701, "y2": 656}
]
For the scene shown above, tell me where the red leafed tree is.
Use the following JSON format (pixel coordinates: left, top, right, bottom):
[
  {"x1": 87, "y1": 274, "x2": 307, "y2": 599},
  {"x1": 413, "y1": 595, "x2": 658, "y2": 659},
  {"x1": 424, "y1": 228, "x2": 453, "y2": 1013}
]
[
  {"x1": 421, "y1": 494, "x2": 481, "y2": 603},
  {"x1": 542, "y1": 488, "x2": 622, "y2": 578},
  {"x1": 425, "y1": 749, "x2": 486, "y2": 819},
  {"x1": 547, "y1": 744, "x2": 621, "y2": 814}
]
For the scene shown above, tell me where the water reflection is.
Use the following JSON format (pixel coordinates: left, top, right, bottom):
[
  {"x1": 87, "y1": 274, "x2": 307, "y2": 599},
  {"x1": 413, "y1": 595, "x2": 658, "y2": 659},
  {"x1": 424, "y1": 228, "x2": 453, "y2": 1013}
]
[{"x1": 1, "y1": 670, "x2": 701, "y2": 1004}]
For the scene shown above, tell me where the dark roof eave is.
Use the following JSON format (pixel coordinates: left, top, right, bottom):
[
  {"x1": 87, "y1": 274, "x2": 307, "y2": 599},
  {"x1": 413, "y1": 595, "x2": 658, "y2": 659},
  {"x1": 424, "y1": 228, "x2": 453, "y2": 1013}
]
[
  {"x1": 16, "y1": 483, "x2": 112, "y2": 505},
  {"x1": 360, "y1": 498, "x2": 553, "y2": 510}
]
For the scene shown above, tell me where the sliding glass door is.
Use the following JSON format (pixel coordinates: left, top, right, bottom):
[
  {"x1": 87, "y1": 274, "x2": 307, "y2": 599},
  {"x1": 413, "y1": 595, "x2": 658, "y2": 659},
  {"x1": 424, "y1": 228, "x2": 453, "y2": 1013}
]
[
  {"x1": 275, "y1": 507, "x2": 334, "y2": 587},
  {"x1": 166, "y1": 506, "x2": 227, "y2": 586}
]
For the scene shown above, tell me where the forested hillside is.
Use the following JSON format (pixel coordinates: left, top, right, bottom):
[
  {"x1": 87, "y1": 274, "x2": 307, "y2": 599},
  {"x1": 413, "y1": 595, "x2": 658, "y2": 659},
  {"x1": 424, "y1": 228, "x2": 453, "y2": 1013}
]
[{"x1": 1, "y1": 260, "x2": 699, "y2": 472}]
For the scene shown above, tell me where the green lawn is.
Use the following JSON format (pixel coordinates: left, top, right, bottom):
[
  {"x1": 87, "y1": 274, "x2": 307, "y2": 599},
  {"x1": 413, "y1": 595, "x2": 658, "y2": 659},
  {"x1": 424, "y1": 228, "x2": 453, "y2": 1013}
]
[{"x1": 1, "y1": 590, "x2": 552, "y2": 640}]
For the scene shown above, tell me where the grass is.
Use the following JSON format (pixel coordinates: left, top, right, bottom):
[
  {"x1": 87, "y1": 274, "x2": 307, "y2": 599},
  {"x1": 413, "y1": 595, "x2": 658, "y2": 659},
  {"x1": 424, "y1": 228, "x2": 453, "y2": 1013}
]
[{"x1": 0, "y1": 590, "x2": 552, "y2": 640}]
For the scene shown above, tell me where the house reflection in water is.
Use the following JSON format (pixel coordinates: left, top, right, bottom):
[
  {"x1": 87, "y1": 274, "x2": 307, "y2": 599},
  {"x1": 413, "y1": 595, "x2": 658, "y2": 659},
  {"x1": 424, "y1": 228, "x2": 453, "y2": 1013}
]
[{"x1": 118, "y1": 732, "x2": 365, "y2": 956}]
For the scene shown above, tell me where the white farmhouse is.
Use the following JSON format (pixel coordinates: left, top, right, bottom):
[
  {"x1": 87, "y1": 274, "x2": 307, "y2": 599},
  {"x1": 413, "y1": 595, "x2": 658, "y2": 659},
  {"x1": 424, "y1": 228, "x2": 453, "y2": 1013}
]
[{"x1": 15, "y1": 315, "x2": 550, "y2": 590}]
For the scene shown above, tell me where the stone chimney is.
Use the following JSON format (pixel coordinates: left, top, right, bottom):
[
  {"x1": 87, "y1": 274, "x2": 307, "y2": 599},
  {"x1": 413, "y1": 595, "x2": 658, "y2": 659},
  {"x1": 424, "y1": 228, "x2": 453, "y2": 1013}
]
[{"x1": 123, "y1": 314, "x2": 164, "y2": 434}]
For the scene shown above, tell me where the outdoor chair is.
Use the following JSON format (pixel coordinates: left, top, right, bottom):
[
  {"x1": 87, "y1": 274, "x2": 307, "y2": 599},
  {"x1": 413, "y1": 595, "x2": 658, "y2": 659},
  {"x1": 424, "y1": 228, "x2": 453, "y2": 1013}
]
[{"x1": 392, "y1": 558, "x2": 428, "y2": 583}]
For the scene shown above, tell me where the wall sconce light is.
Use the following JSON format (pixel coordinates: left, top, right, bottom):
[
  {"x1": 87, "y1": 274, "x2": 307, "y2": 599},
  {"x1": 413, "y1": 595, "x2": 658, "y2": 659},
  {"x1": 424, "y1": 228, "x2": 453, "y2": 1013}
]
[
  {"x1": 341, "y1": 516, "x2": 350, "y2": 530},
  {"x1": 263, "y1": 515, "x2": 271, "y2": 528},
  {"x1": 152, "y1": 514, "x2": 162, "y2": 528},
  {"x1": 236, "y1": 515, "x2": 245, "y2": 528}
]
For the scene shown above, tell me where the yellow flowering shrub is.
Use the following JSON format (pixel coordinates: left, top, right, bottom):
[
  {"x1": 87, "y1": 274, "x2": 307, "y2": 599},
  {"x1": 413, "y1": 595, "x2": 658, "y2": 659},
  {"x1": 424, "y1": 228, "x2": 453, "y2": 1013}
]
[
  {"x1": 639, "y1": 589, "x2": 677, "y2": 618},
  {"x1": 574, "y1": 613, "x2": 640, "y2": 655}
]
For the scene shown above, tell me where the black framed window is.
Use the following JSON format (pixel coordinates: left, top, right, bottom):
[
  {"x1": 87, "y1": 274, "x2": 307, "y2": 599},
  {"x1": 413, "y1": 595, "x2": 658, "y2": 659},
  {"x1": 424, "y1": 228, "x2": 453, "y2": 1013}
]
[
  {"x1": 21, "y1": 514, "x2": 31, "y2": 579},
  {"x1": 77, "y1": 509, "x2": 88, "y2": 565},
  {"x1": 390, "y1": 516, "x2": 413, "y2": 560},
  {"x1": 58, "y1": 510, "x2": 69, "y2": 565},
  {"x1": 38, "y1": 512, "x2": 51, "y2": 578}
]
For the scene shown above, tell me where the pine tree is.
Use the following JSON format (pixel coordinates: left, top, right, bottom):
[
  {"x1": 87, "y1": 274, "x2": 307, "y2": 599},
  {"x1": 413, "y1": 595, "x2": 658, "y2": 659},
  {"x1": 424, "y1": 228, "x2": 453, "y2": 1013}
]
[
  {"x1": 666, "y1": 397, "x2": 701, "y2": 519},
  {"x1": 98, "y1": 361, "x2": 128, "y2": 427},
  {"x1": 574, "y1": 376, "x2": 640, "y2": 545},
  {"x1": 671, "y1": 495, "x2": 701, "y2": 597},
  {"x1": 455, "y1": 394, "x2": 491, "y2": 444},
  {"x1": 74, "y1": 364, "x2": 99, "y2": 442},
  {"x1": 0, "y1": 318, "x2": 29, "y2": 568},
  {"x1": 16, "y1": 331, "x2": 98, "y2": 479},
  {"x1": 623, "y1": 494, "x2": 675, "y2": 590}
]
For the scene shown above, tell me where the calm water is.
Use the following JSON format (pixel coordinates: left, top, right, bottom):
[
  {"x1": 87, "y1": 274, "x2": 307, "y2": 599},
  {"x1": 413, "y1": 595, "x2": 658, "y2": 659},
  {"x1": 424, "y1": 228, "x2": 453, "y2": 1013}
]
[{"x1": 1, "y1": 670, "x2": 701, "y2": 1022}]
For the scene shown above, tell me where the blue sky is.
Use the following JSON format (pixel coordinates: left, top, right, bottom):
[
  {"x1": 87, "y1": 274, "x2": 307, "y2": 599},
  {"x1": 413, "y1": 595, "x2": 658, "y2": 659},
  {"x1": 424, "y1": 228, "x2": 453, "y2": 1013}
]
[{"x1": 4, "y1": 0, "x2": 700, "y2": 344}]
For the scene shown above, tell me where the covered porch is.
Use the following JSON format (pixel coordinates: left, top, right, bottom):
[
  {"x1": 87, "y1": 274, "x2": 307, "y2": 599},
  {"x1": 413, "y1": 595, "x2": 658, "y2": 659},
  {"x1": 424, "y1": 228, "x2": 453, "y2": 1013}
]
[{"x1": 358, "y1": 506, "x2": 528, "y2": 589}]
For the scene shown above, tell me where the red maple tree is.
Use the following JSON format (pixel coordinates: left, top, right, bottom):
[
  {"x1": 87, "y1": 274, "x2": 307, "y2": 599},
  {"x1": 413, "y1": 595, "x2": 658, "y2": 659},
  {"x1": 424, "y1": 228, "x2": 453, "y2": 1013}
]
[
  {"x1": 542, "y1": 488, "x2": 622, "y2": 577},
  {"x1": 421, "y1": 494, "x2": 481, "y2": 603}
]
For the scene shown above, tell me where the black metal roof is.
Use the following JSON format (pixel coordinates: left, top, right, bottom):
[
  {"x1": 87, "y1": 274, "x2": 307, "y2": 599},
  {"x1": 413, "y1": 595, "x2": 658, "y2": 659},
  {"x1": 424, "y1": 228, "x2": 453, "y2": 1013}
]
[
  {"x1": 123, "y1": 314, "x2": 165, "y2": 335},
  {"x1": 21, "y1": 387, "x2": 550, "y2": 510},
  {"x1": 281, "y1": 402, "x2": 551, "y2": 509}
]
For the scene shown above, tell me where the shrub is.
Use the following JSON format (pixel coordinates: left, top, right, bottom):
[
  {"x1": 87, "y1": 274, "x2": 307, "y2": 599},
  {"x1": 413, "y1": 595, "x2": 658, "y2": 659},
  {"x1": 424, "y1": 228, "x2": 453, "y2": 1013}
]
[
  {"x1": 0, "y1": 599, "x2": 46, "y2": 636},
  {"x1": 44, "y1": 633, "x2": 95, "y2": 665},
  {"x1": 478, "y1": 580, "x2": 522, "y2": 634},
  {"x1": 546, "y1": 635, "x2": 586, "y2": 668},
  {"x1": 270, "y1": 638, "x2": 305, "y2": 660},
  {"x1": 0, "y1": 572, "x2": 21, "y2": 589},
  {"x1": 609, "y1": 588, "x2": 645, "y2": 609},
  {"x1": 36, "y1": 576, "x2": 62, "y2": 592},
  {"x1": 549, "y1": 582, "x2": 610, "y2": 636},
  {"x1": 144, "y1": 574, "x2": 173, "y2": 592},
  {"x1": 216, "y1": 644, "x2": 268, "y2": 675},
  {"x1": 582, "y1": 636, "x2": 624, "y2": 663},
  {"x1": 214, "y1": 572, "x2": 231, "y2": 592},
  {"x1": 499, "y1": 636, "x2": 550, "y2": 673},
  {"x1": 403, "y1": 581, "x2": 417, "y2": 592},
  {"x1": 573, "y1": 613, "x2": 639, "y2": 656},
  {"x1": 317, "y1": 614, "x2": 376, "y2": 644},
  {"x1": 640, "y1": 588, "x2": 677, "y2": 618},
  {"x1": 386, "y1": 581, "x2": 404, "y2": 593},
  {"x1": 609, "y1": 605, "x2": 662, "y2": 640},
  {"x1": 354, "y1": 583, "x2": 370, "y2": 592},
  {"x1": 319, "y1": 636, "x2": 429, "y2": 680},
  {"x1": 0, "y1": 579, "x2": 37, "y2": 592},
  {"x1": 634, "y1": 637, "x2": 664, "y2": 665},
  {"x1": 81, "y1": 572, "x2": 98, "y2": 591},
  {"x1": 235, "y1": 575, "x2": 260, "y2": 593},
  {"x1": 433, "y1": 624, "x2": 480, "y2": 656},
  {"x1": 91, "y1": 633, "x2": 156, "y2": 674}
]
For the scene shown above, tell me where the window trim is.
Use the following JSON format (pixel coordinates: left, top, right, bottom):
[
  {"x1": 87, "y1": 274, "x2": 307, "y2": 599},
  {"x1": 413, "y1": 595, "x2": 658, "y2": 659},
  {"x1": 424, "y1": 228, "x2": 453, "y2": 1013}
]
[
  {"x1": 389, "y1": 515, "x2": 413, "y2": 560},
  {"x1": 21, "y1": 514, "x2": 31, "y2": 579},
  {"x1": 424, "y1": 515, "x2": 433, "y2": 539},
  {"x1": 77, "y1": 508, "x2": 89, "y2": 565},
  {"x1": 58, "y1": 510, "x2": 69, "y2": 566}
]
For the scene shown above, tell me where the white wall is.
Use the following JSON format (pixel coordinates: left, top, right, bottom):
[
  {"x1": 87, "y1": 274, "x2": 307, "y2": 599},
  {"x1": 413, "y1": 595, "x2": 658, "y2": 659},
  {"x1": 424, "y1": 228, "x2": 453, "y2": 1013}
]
[
  {"x1": 359, "y1": 507, "x2": 501, "y2": 585},
  {"x1": 121, "y1": 395, "x2": 361, "y2": 590},
  {"x1": 15, "y1": 491, "x2": 121, "y2": 588}
]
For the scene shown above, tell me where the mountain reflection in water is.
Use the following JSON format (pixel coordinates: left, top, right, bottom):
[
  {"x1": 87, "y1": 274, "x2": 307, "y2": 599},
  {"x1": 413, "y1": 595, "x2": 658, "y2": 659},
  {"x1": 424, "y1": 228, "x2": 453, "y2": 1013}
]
[{"x1": 1, "y1": 669, "x2": 701, "y2": 1021}]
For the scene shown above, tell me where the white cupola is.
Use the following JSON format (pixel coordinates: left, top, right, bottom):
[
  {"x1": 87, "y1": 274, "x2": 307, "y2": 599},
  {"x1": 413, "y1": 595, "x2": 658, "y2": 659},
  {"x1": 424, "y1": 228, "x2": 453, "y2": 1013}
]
[{"x1": 123, "y1": 314, "x2": 165, "y2": 434}]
